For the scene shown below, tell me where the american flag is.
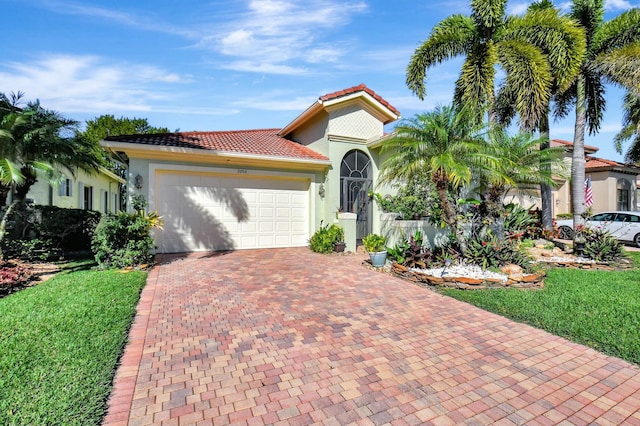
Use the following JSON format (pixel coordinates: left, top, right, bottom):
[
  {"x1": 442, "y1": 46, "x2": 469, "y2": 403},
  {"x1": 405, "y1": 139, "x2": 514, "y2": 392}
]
[{"x1": 585, "y1": 176, "x2": 593, "y2": 207}]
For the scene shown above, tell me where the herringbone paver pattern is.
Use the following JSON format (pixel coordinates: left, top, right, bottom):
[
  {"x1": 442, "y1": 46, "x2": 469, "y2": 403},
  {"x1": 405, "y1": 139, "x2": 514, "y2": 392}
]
[{"x1": 103, "y1": 248, "x2": 640, "y2": 425}]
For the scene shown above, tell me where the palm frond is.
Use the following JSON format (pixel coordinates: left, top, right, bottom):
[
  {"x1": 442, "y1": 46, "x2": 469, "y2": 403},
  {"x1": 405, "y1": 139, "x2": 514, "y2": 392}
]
[
  {"x1": 593, "y1": 8, "x2": 640, "y2": 54},
  {"x1": 496, "y1": 40, "x2": 552, "y2": 130},
  {"x1": 593, "y1": 42, "x2": 640, "y2": 93},
  {"x1": 453, "y1": 42, "x2": 497, "y2": 122},
  {"x1": 406, "y1": 15, "x2": 476, "y2": 99},
  {"x1": 504, "y1": 8, "x2": 586, "y2": 93}
]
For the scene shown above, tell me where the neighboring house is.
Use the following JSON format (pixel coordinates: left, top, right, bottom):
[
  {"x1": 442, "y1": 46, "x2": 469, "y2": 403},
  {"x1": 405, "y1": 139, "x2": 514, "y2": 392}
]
[
  {"x1": 8, "y1": 167, "x2": 125, "y2": 214},
  {"x1": 101, "y1": 84, "x2": 400, "y2": 254},
  {"x1": 507, "y1": 139, "x2": 640, "y2": 216}
]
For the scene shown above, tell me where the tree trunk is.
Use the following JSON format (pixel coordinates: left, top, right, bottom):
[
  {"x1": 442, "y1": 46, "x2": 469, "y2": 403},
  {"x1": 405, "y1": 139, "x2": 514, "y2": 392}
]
[
  {"x1": 434, "y1": 175, "x2": 466, "y2": 252},
  {"x1": 0, "y1": 201, "x2": 18, "y2": 261},
  {"x1": 14, "y1": 168, "x2": 37, "y2": 203},
  {"x1": 572, "y1": 76, "x2": 587, "y2": 233},
  {"x1": 0, "y1": 184, "x2": 10, "y2": 208},
  {"x1": 539, "y1": 113, "x2": 554, "y2": 231}
]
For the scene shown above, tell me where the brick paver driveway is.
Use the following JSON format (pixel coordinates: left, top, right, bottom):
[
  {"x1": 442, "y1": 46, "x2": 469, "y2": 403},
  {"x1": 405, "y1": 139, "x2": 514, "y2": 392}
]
[{"x1": 103, "y1": 248, "x2": 640, "y2": 425}]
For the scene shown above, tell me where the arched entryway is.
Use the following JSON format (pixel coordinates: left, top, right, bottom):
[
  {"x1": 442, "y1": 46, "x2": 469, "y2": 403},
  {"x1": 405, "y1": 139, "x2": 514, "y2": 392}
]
[{"x1": 340, "y1": 150, "x2": 372, "y2": 240}]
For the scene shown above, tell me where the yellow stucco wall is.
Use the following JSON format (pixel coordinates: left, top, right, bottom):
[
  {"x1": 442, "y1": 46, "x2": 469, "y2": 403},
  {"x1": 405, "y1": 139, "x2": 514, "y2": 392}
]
[{"x1": 19, "y1": 169, "x2": 122, "y2": 213}]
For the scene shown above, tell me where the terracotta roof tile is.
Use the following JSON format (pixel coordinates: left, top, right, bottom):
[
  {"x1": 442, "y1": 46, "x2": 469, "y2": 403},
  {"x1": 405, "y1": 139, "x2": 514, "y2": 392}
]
[
  {"x1": 550, "y1": 138, "x2": 599, "y2": 153},
  {"x1": 105, "y1": 128, "x2": 329, "y2": 161},
  {"x1": 586, "y1": 156, "x2": 625, "y2": 169},
  {"x1": 320, "y1": 84, "x2": 400, "y2": 116}
]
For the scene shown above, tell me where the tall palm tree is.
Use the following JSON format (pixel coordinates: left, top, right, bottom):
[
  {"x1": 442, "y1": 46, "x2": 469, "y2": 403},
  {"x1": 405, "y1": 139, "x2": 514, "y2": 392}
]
[
  {"x1": 379, "y1": 105, "x2": 486, "y2": 250},
  {"x1": 406, "y1": 0, "x2": 583, "y2": 128},
  {"x1": 554, "y1": 1, "x2": 640, "y2": 226},
  {"x1": 495, "y1": 1, "x2": 585, "y2": 230}
]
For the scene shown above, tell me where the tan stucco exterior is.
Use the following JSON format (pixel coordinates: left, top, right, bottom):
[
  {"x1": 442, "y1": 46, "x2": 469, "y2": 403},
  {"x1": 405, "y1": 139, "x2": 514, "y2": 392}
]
[{"x1": 13, "y1": 167, "x2": 124, "y2": 213}]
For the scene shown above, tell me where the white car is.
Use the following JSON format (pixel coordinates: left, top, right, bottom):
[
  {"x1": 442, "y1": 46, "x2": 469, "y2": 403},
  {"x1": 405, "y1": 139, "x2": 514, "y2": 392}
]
[{"x1": 556, "y1": 211, "x2": 640, "y2": 247}]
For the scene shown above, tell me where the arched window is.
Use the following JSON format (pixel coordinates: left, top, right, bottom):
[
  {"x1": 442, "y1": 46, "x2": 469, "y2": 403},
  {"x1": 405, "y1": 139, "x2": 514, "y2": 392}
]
[
  {"x1": 340, "y1": 150, "x2": 372, "y2": 238},
  {"x1": 617, "y1": 179, "x2": 631, "y2": 210},
  {"x1": 340, "y1": 150, "x2": 371, "y2": 179}
]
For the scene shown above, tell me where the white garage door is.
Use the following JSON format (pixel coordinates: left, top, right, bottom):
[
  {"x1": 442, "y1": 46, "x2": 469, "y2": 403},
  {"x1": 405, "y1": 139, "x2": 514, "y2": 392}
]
[{"x1": 154, "y1": 171, "x2": 310, "y2": 253}]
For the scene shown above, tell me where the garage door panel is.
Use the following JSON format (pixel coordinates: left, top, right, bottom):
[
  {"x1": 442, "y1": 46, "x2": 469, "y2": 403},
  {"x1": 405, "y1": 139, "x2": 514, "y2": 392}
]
[{"x1": 155, "y1": 172, "x2": 309, "y2": 253}]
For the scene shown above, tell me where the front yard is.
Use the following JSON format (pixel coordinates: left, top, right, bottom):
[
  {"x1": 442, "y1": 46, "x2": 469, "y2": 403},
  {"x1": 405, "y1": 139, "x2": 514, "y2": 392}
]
[
  {"x1": 0, "y1": 250, "x2": 639, "y2": 424},
  {"x1": 0, "y1": 261, "x2": 146, "y2": 425},
  {"x1": 443, "y1": 252, "x2": 640, "y2": 366}
]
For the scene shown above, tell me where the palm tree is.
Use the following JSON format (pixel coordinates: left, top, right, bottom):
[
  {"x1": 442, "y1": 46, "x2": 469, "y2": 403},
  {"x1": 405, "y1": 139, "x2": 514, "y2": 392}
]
[
  {"x1": 476, "y1": 128, "x2": 566, "y2": 237},
  {"x1": 554, "y1": 1, "x2": 640, "y2": 227},
  {"x1": 406, "y1": 0, "x2": 583, "y2": 129},
  {"x1": 495, "y1": 1, "x2": 586, "y2": 230},
  {"x1": 379, "y1": 105, "x2": 486, "y2": 250},
  {"x1": 0, "y1": 93, "x2": 104, "y2": 208},
  {"x1": 614, "y1": 92, "x2": 640, "y2": 161}
]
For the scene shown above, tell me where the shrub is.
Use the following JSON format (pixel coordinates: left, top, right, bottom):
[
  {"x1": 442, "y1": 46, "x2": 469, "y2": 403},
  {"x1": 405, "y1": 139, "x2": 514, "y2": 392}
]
[
  {"x1": 309, "y1": 222, "x2": 344, "y2": 254},
  {"x1": 0, "y1": 205, "x2": 101, "y2": 260},
  {"x1": 386, "y1": 231, "x2": 431, "y2": 268},
  {"x1": 92, "y1": 213, "x2": 155, "y2": 268},
  {"x1": 464, "y1": 233, "x2": 532, "y2": 271},
  {"x1": 583, "y1": 228, "x2": 625, "y2": 262},
  {"x1": 0, "y1": 260, "x2": 32, "y2": 296},
  {"x1": 556, "y1": 213, "x2": 572, "y2": 219}
]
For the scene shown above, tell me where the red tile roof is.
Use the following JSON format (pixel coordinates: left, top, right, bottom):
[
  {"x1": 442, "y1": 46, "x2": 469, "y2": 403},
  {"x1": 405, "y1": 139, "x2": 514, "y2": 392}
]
[
  {"x1": 105, "y1": 128, "x2": 329, "y2": 161},
  {"x1": 319, "y1": 84, "x2": 400, "y2": 116},
  {"x1": 586, "y1": 156, "x2": 625, "y2": 169},
  {"x1": 550, "y1": 139, "x2": 599, "y2": 153}
]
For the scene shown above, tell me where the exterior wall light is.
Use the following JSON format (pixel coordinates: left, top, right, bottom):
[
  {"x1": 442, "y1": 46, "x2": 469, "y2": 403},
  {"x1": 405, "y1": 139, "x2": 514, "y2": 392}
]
[
  {"x1": 134, "y1": 174, "x2": 143, "y2": 190},
  {"x1": 319, "y1": 183, "x2": 325, "y2": 198}
]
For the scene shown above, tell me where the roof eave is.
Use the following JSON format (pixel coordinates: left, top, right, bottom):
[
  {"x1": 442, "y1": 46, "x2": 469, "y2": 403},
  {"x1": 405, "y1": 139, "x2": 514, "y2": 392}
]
[
  {"x1": 278, "y1": 101, "x2": 324, "y2": 137},
  {"x1": 100, "y1": 140, "x2": 332, "y2": 170}
]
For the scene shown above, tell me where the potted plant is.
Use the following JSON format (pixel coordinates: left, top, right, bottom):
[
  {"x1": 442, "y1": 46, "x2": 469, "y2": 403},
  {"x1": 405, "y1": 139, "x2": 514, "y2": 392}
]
[{"x1": 363, "y1": 233, "x2": 387, "y2": 267}]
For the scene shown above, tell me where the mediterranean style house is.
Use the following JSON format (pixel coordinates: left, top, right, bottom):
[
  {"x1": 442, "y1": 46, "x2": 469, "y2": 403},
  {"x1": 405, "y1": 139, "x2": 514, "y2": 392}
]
[
  {"x1": 509, "y1": 139, "x2": 640, "y2": 216},
  {"x1": 8, "y1": 167, "x2": 125, "y2": 213},
  {"x1": 102, "y1": 85, "x2": 398, "y2": 253},
  {"x1": 100, "y1": 84, "x2": 640, "y2": 253}
]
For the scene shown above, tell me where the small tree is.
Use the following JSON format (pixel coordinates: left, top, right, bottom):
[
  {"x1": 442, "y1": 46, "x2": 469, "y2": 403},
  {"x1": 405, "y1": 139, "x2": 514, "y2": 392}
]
[{"x1": 380, "y1": 105, "x2": 487, "y2": 252}]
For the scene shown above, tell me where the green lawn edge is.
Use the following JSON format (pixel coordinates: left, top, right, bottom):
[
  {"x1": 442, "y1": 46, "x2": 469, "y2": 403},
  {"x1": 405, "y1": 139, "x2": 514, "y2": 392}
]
[
  {"x1": 0, "y1": 264, "x2": 147, "y2": 425},
  {"x1": 442, "y1": 252, "x2": 640, "y2": 366}
]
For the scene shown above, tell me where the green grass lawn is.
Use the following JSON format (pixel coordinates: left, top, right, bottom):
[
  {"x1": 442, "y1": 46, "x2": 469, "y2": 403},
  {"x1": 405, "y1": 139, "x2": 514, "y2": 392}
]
[
  {"x1": 442, "y1": 252, "x2": 640, "y2": 366},
  {"x1": 0, "y1": 261, "x2": 147, "y2": 425}
]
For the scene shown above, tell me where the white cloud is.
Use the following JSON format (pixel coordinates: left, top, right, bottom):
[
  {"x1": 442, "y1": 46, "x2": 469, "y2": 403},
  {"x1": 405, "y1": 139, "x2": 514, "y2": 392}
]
[
  {"x1": 0, "y1": 54, "x2": 192, "y2": 114},
  {"x1": 507, "y1": 2, "x2": 530, "y2": 15},
  {"x1": 605, "y1": 0, "x2": 634, "y2": 10},
  {"x1": 199, "y1": 0, "x2": 368, "y2": 74}
]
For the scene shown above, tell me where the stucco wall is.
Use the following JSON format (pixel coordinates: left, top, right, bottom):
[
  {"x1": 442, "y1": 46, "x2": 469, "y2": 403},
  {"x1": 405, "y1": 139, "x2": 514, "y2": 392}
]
[
  {"x1": 16, "y1": 169, "x2": 121, "y2": 212},
  {"x1": 327, "y1": 104, "x2": 384, "y2": 140}
]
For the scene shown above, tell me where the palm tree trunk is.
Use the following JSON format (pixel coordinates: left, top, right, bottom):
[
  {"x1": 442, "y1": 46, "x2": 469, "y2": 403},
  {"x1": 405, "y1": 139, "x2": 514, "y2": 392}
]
[
  {"x1": 572, "y1": 76, "x2": 587, "y2": 231},
  {"x1": 0, "y1": 201, "x2": 18, "y2": 261},
  {"x1": 434, "y1": 176, "x2": 466, "y2": 252},
  {"x1": 14, "y1": 168, "x2": 36, "y2": 203},
  {"x1": 539, "y1": 113, "x2": 554, "y2": 231}
]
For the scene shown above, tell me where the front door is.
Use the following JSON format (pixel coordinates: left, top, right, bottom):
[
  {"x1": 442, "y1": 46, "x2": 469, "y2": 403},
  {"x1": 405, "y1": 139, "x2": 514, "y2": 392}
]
[{"x1": 340, "y1": 150, "x2": 372, "y2": 240}]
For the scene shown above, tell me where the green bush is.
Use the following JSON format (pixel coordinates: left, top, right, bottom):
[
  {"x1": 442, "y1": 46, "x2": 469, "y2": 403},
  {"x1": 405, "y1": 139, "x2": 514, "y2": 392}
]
[
  {"x1": 309, "y1": 222, "x2": 344, "y2": 254},
  {"x1": 1, "y1": 205, "x2": 101, "y2": 260},
  {"x1": 556, "y1": 213, "x2": 573, "y2": 219},
  {"x1": 583, "y1": 228, "x2": 625, "y2": 262},
  {"x1": 464, "y1": 233, "x2": 532, "y2": 271},
  {"x1": 91, "y1": 212, "x2": 155, "y2": 268}
]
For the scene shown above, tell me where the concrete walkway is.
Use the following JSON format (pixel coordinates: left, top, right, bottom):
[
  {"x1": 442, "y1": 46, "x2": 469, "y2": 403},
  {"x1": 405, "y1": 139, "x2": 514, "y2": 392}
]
[{"x1": 103, "y1": 248, "x2": 640, "y2": 425}]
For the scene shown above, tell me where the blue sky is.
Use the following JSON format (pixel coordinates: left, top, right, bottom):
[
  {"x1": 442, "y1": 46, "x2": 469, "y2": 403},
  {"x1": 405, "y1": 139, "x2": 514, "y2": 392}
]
[{"x1": 1, "y1": 0, "x2": 638, "y2": 161}]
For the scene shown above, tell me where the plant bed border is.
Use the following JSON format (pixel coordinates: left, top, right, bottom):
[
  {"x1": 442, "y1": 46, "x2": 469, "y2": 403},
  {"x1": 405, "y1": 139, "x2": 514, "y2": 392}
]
[{"x1": 389, "y1": 262, "x2": 545, "y2": 289}]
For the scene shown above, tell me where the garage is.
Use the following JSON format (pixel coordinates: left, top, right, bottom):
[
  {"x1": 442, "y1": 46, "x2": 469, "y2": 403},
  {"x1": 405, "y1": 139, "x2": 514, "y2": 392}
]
[{"x1": 154, "y1": 170, "x2": 310, "y2": 253}]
